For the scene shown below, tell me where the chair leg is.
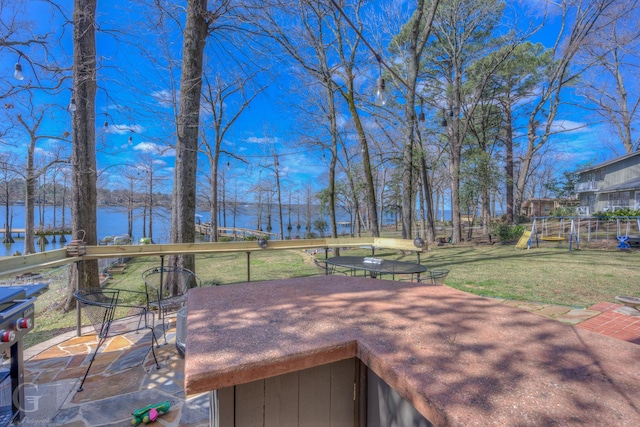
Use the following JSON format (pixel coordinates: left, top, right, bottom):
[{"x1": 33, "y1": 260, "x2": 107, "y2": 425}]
[
  {"x1": 149, "y1": 326, "x2": 161, "y2": 369},
  {"x1": 159, "y1": 309, "x2": 168, "y2": 346},
  {"x1": 77, "y1": 334, "x2": 108, "y2": 392}
]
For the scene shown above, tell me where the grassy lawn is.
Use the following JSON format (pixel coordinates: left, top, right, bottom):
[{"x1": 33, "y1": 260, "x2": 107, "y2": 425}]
[{"x1": 25, "y1": 243, "x2": 640, "y2": 349}]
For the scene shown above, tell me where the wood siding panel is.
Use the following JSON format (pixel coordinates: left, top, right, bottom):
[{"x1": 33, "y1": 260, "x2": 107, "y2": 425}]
[
  {"x1": 217, "y1": 359, "x2": 357, "y2": 426},
  {"x1": 299, "y1": 364, "x2": 332, "y2": 425},
  {"x1": 265, "y1": 371, "x2": 299, "y2": 427},
  {"x1": 235, "y1": 380, "x2": 265, "y2": 427},
  {"x1": 331, "y1": 359, "x2": 356, "y2": 427},
  {"x1": 219, "y1": 387, "x2": 235, "y2": 426}
]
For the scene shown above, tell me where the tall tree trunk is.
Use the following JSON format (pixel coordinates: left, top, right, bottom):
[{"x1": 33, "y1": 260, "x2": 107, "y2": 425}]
[
  {"x1": 210, "y1": 163, "x2": 218, "y2": 242},
  {"x1": 344, "y1": 91, "x2": 379, "y2": 237},
  {"x1": 419, "y1": 150, "x2": 436, "y2": 242},
  {"x1": 504, "y1": 96, "x2": 514, "y2": 224},
  {"x1": 325, "y1": 80, "x2": 339, "y2": 242},
  {"x1": 450, "y1": 68, "x2": 463, "y2": 244},
  {"x1": 170, "y1": 0, "x2": 208, "y2": 273},
  {"x1": 24, "y1": 174, "x2": 35, "y2": 254},
  {"x1": 67, "y1": 0, "x2": 99, "y2": 309},
  {"x1": 401, "y1": 106, "x2": 416, "y2": 239}
]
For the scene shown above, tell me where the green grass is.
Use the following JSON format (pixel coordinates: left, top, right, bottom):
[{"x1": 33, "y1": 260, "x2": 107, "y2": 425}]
[
  {"x1": 426, "y1": 245, "x2": 640, "y2": 307},
  {"x1": 25, "y1": 243, "x2": 640, "y2": 349}
]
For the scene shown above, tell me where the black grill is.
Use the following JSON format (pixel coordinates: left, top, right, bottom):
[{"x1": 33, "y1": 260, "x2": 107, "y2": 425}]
[{"x1": 0, "y1": 284, "x2": 47, "y2": 426}]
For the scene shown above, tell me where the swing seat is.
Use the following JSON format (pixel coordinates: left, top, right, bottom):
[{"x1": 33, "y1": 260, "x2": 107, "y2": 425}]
[{"x1": 541, "y1": 236, "x2": 565, "y2": 242}]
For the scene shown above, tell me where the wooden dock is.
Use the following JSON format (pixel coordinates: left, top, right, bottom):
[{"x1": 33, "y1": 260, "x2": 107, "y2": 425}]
[
  {"x1": 1, "y1": 228, "x2": 72, "y2": 236},
  {"x1": 1, "y1": 228, "x2": 72, "y2": 243},
  {"x1": 195, "y1": 224, "x2": 277, "y2": 239}
]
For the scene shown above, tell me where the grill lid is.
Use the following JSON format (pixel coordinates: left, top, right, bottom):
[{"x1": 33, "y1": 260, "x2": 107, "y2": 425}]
[
  {"x1": 0, "y1": 287, "x2": 29, "y2": 319},
  {"x1": 0, "y1": 287, "x2": 27, "y2": 303}
]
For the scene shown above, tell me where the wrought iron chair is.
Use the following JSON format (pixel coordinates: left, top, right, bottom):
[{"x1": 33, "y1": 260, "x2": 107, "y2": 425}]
[
  {"x1": 427, "y1": 269, "x2": 450, "y2": 285},
  {"x1": 313, "y1": 258, "x2": 350, "y2": 276},
  {"x1": 142, "y1": 265, "x2": 202, "y2": 344},
  {"x1": 74, "y1": 287, "x2": 160, "y2": 392}
]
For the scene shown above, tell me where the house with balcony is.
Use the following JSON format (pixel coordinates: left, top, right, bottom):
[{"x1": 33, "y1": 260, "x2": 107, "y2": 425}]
[{"x1": 575, "y1": 151, "x2": 640, "y2": 215}]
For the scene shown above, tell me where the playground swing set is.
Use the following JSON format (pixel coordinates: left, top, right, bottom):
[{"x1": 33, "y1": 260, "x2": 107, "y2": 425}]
[{"x1": 516, "y1": 216, "x2": 640, "y2": 250}]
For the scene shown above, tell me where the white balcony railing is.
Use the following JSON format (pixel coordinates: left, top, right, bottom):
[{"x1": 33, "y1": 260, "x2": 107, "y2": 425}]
[
  {"x1": 603, "y1": 203, "x2": 639, "y2": 212},
  {"x1": 575, "y1": 182, "x2": 598, "y2": 192}
]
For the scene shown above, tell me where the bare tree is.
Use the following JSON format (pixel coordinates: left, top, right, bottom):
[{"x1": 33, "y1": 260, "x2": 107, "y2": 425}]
[
  {"x1": 15, "y1": 109, "x2": 69, "y2": 254},
  {"x1": 255, "y1": 0, "x2": 349, "y2": 239},
  {"x1": 67, "y1": 0, "x2": 99, "y2": 308},
  {"x1": 385, "y1": 0, "x2": 440, "y2": 240},
  {"x1": 514, "y1": 0, "x2": 621, "y2": 221},
  {"x1": 200, "y1": 71, "x2": 263, "y2": 241},
  {"x1": 170, "y1": 0, "x2": 211, "y2": 273},
  {"x1": 0, "y1": 152, "x2": 20, "y2": 244},
  {"x1": 578, "y1": 0, "x2": 640, "y2": 154},
  {"x1": 0, "y1": 0, "x2": 67, "y2": 100}
]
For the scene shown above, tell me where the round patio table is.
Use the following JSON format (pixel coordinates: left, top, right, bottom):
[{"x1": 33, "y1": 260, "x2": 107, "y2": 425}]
[{"x1": 325, "y1": 256, "x2": 427, "y2": 281}]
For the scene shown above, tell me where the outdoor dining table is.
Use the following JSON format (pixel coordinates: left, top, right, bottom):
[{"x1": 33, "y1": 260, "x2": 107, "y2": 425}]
[{"x1": 324, "y1": 255, "x2": 427, "y2": 281}]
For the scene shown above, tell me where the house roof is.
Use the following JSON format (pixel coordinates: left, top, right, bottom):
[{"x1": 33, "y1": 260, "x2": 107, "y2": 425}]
[
  {"x1": 577, "y1": 150, "x2": 640, "y2": 174},
  {"x1": 597, "y1": 176, "x2": 640, "y2": 194}
]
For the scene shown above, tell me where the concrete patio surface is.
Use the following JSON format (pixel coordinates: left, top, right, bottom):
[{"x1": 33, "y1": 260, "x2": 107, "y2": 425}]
[{"x1": 11, "y1": 291, "x2": 640, "y2": 427}]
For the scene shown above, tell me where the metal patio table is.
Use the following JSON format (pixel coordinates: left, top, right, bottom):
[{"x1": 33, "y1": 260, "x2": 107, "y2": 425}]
[{"x1": 324, "y1": 256, "x2": 427, "y2": 281}]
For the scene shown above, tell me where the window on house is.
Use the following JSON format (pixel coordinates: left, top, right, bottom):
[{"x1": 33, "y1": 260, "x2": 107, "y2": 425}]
[{"x1": 609, "y1": 191, "x2": 631, "y2": 208}]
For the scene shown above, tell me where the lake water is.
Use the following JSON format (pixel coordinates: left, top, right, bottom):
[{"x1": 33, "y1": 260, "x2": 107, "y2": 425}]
[{"x1": 0, "y1": 205, "x2": 357, "y2": 257}]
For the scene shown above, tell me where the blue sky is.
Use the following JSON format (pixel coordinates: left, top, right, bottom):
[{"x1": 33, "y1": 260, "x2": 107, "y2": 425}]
[{"x1": 1, "y1": 0, "x2": 630, "y2": 200}]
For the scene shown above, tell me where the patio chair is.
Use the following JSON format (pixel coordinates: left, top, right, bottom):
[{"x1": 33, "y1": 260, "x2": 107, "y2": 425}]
[
  {"x1": 74, "y1": 287, "x2": 160, "y2": 392},
  {"x1": 142, "y1": 265, "x2": 202, "y2": 344},
  {"x1": 314, "y1": 258, "x2": 350, "y2": 276},
  {"x1": 428, "y1": 269, "x2": 450, "y2": 285}
]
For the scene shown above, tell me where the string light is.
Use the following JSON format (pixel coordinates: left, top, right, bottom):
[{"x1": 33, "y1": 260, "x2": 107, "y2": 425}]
[
  {"x1": 14, "y1": 61, "x2": 24, "y2": 81},
  {"x1": 68, "y1": 93, "x2": 77, "y2": 112},
  {"x1": 373, "y1": 56, "x2": 388, "y2": 107}
]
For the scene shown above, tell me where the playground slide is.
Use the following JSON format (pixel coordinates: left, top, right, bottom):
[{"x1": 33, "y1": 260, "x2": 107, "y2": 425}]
[{"x1": 515, "y1": 230, "x2": 532, "y2": 249}]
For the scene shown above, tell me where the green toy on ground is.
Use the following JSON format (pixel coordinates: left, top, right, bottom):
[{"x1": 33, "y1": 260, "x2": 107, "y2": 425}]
[{"x1": 131, "y1": 401, "x2": 171, "y2": 425}]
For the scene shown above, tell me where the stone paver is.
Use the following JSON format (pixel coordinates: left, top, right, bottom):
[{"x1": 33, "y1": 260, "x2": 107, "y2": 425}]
[
  {"x1": 555, "y1": 308, "x2": 601, "y2": 325},
  {"x1": 537, "y1": 305, "x2": 572, "y2": 317}
]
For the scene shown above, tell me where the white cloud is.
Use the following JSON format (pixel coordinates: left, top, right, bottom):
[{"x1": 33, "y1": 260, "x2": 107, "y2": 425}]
[
  {"x1": 246, "y1": 136, "x2": 280, "y2": 144},
  {"x1": 549, "y1": 120, "x2": 588, "y2": 134},
  {"x1": 133, "y1": 142, "x2": 164, "y2": 154},
  {"x1": 151, "y1": 90, "x2": 175, "y2": 108}
]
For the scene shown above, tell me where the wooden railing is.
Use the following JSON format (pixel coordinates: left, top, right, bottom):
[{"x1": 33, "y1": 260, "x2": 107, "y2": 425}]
[{"x1": 0, "y1": 237, "x2": 425, "y2": 279}]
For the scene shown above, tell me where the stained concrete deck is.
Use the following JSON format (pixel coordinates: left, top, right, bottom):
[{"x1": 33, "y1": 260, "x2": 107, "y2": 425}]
[{"x1": 185, "y1": 276, "x2": 640, "y2": 426}]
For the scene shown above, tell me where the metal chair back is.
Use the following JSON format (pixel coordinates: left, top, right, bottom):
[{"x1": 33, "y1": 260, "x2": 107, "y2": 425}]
[
  {"x1": 74, "y1": 287, "x2": 159, "y2": 392},
  {"x1": 142, "y1": 265, "x2": 202, "y2": 343}
]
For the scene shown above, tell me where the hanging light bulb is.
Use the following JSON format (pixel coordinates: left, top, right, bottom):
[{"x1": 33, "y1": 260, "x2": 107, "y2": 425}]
[
  {"x1": 373, "y1": 55, "x2": 388, "y2": 107},
  {"x1": 103, "y1": 120, "x2": 109, "y2": 130},
  {"x1": 68, "y1": 97, "x2": 77, "y2": 112},
  {"x1": 14, "y1": 62, "x2": 24, "y2": 81},
  {"x1": 373, "y1": 76, "x2": 387, "y2": 106},
  {"x1": 128, "y1": 134, "x2": 133, "y2": 145}
]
